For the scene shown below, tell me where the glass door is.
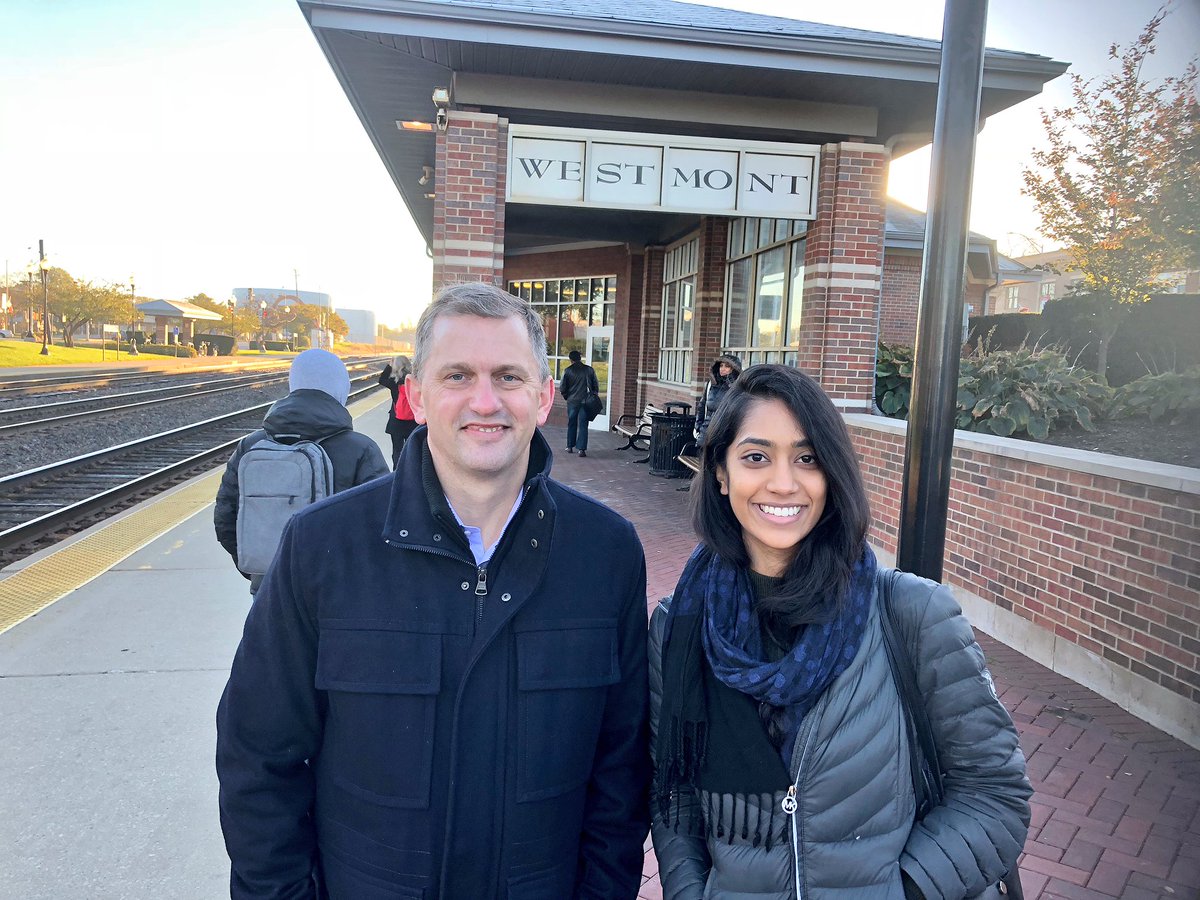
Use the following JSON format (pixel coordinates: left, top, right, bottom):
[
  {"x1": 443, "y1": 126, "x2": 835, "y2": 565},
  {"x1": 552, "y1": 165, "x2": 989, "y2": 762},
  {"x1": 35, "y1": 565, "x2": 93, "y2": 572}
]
[{"x1": 585, "y1": 326, "x2": 613, "y2": 431}]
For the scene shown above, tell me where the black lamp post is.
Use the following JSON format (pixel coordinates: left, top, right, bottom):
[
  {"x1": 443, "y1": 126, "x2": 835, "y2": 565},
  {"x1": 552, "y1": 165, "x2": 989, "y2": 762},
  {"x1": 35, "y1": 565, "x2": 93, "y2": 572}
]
[
  {"x1": 128, "y1": 275, "x2": 139, "y2": 356},
  {"x1": 24, "y1": 263, "x2": 35, "y2": 339},
  {"x1": 38, "y1": 240, "x2": 51, "y2": 356},
  {"x1": 259, "y1": 300, "x2": 267, "y2": 353}
]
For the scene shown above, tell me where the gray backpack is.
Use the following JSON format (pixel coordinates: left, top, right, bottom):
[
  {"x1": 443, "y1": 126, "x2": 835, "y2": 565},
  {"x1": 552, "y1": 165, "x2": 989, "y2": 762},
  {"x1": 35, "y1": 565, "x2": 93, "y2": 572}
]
[{"x1": 235, "y1": 432, "x2": 339, "y2": 575}]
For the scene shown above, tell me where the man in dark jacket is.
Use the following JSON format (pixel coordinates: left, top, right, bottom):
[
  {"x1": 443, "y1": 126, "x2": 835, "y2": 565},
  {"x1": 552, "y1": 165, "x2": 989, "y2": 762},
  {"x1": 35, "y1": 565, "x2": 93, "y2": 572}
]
[
  {"x1": 216, "y1": 283, "x2": 651, "y2": 899},
  {"x1": 213, "y1": 348, "x2": 389, "y2": 593},
  {"x1": 559, "y1": 348, "x2": 599, "y2": 457}
]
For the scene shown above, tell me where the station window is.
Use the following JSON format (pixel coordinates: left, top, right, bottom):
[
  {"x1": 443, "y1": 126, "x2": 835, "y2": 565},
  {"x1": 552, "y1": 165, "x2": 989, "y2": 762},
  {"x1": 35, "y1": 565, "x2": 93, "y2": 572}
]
[
  {"x1": 507, "y1": 276, "x2": 617, "y2": 377},
  {"x1": 1038, "y1": 282, "x2": 1055, "y2": 310},
  {"x1": 723, "y1": 217, "x2": 807, "y2": 367},
  {"x1": 658, "y1": 237, "x2": 699, "y2": 385},
  {"x1": 1006, "y1": 286, "x2": 1021, "y2": 310}
]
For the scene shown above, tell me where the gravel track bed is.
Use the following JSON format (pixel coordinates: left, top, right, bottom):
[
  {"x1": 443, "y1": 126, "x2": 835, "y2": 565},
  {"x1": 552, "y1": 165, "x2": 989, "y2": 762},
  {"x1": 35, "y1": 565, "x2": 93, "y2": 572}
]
[
  {"x1": 0, "y1": 366, "x2": 290, "y2": 410},
  {"x1": 0, "y1": 383, "x2": 291, "y2": 478}
]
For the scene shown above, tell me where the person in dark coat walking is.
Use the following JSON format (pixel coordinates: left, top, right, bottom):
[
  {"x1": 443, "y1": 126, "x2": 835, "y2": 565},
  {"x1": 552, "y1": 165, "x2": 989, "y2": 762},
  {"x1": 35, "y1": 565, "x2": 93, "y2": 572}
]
[
  {"x1": 559, "y1": 348, "x2": 599, "y2": 456},
  {"x1": 213, "y1": 349, "x2": 389, "y2": 594},
  {"x1": 216, "y1": 283, "x2": 651, "y2": 899},
  {"x1": 693, "y1": 353, "x2": 742, "y2": 445},
  {"x1": 378, "y1": 354, "x2": 418, "y2": 467}
]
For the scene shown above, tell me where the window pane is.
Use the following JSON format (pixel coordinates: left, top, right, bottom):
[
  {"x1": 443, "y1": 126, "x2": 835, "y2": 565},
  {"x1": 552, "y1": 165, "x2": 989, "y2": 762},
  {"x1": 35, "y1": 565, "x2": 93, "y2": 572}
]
[
  {"x1": 540, "y1": 307, "x2": 559, "y2": 356},
  {"x1": 531, "y1": 281, "x2": 545, "y2": 304},
  {"x1": 758, "y1": 218, "x2": 774, "y2": 248},
  {"x1": 787, "y1": 240, "x2": 806, "y2": 346},
  {"x1": 754, "y1": 246, "x2": 787, "y2": 347},
  {"x1": 561, "y1": 304, "x2": 587, "y2": 359},
  {"x1": 729, "y1": 219, "x2": 745, "y2": 259},
  {"x1": 519, "y1": 281, "x2": 532, "y2": 301},
  {"x1": 545, "y1": 280, "x2": 560, "y2": 304},
  {"x1": 678, "y1": 278, "x2": 694, "y2": 346},
  {"x1": 725, "y1": 257, "x2": 752, "y2": 347},
  {"x1": 743, "y1": 219, "x2": 758, "y2": 255},
  {"x1": 606, "y1": 277, "x2": 617, "y2": 306},
  {"x1": 661, "y1": 282, "x2": 677, "y2": 346},
  {"x1": 774, "y1": 218, "x2": 790, "y2": 243}
]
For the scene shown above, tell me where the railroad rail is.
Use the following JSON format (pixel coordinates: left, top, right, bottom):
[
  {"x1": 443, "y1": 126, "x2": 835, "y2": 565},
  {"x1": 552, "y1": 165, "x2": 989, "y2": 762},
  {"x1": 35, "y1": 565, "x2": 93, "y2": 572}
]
[{"x1": 0, "y1": 376, "x2": 383, "y2": 559}]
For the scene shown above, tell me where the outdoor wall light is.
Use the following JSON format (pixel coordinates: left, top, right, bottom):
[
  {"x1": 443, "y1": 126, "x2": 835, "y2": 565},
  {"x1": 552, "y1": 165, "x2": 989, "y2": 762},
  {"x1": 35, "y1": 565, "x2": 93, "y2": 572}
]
[
  {"x1": 397, "y1": 120, "x2": 433, "y2": 132},
  {"x1": 432, "y1": 86, "x2": 450, "y2": 132},
  {"x1": 418, "y1": 165, "x2": 433, "y2": 186}
]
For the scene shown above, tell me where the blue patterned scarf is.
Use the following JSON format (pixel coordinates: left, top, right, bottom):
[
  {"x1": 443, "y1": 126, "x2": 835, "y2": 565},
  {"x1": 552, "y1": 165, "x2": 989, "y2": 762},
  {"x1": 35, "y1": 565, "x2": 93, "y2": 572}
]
[{"x1": 665, "y1": 542, "x2": 875, "y2": 766}]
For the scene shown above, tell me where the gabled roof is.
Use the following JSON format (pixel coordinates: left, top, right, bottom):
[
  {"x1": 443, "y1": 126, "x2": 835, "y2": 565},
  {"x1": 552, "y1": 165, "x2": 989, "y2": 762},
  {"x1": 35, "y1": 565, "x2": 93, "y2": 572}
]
[
  {"x1": 299, "y1": 0, "x2": 1068, "y2": 247},
  {"x1": 884, "y1": 198, "x2": 998, "y2": 283},
  {"x1": 135, "y1": 299, "x2": 224, "y2": 321}
]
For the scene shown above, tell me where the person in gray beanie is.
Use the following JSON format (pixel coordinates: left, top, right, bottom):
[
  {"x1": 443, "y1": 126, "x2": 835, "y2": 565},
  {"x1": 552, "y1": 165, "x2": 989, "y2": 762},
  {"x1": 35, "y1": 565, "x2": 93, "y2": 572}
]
[{"x1": 214, "y1": 349, "x2": 389, "y2": 592}]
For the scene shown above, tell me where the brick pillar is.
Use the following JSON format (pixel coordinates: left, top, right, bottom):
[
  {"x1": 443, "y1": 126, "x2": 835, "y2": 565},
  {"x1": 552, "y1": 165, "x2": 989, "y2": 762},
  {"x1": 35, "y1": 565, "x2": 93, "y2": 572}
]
[
  {"x1": 433, "y1": 111, "x2": 506, "y2": 288},
  {"x1": 690, "y1": 216, "x2": 729, "y2": 400},
  {"x1": 798, "y1": 142, "x2": 886, "y2": 411},
  {"x1": 636, "y1": 248, "x2": 666, "y2": 411},
  {"x1": 614, "y1": 248, "x2": 645, "y2": 422}
]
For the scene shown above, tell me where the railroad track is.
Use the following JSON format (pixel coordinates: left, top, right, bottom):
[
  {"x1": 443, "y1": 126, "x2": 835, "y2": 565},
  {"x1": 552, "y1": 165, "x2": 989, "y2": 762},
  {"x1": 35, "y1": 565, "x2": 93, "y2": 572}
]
[
  {"x1": 0, "y1": 376, "x2": 384, "y2": 562},
  {"x1": 0, "y1": 361, "x2": 286, "y2": 401}
]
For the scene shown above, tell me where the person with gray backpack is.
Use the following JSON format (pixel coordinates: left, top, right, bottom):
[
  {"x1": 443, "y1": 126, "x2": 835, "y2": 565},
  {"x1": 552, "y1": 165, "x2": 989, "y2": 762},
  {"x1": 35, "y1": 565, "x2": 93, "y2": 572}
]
[{"x1": 214, "y1": 349, "x2": 389, "y2": 593}]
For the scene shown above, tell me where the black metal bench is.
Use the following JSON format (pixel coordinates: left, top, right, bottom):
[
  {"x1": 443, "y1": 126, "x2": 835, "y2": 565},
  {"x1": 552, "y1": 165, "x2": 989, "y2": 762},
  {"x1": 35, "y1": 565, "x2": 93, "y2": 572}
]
[
  {"x1": 611, "y1": 404, "x2": 662, "y2": 452},
  {"x1": 674, "y1": 440, "x2": 700, "y2": 489}
]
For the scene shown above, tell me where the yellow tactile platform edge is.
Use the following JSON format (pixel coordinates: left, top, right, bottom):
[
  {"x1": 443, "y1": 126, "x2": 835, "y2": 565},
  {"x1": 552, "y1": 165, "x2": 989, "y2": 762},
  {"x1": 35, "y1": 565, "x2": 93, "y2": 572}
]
[
  {"x1": 0, "y1": 391, "x2": 387, "y2": 637},
  {"x1": 0, "y1": 470, "x2": 223, "y2": 636}
]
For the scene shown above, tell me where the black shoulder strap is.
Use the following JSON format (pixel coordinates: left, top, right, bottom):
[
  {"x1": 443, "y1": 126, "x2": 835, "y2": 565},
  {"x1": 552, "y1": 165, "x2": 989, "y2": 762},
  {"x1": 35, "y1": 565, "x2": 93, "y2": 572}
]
[{"x1": 877, "y1": 569, "x2": 945, "y2": 818}]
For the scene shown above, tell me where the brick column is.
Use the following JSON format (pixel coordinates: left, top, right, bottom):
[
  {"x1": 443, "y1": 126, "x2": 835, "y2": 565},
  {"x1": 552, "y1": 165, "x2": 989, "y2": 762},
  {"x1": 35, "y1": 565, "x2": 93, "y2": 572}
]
[
  {"x1": 433, "y1": 111, "x2": 507, "y2": 288},
  {"x1": 798, "y1": 142, "x2": 886, "y2": 411},
  {"x1": 690, "y1": 217, "x2": 729, "y2": 399},
  {"x1": 636, "y1": 248, "x2": 666, "y2": 410}
]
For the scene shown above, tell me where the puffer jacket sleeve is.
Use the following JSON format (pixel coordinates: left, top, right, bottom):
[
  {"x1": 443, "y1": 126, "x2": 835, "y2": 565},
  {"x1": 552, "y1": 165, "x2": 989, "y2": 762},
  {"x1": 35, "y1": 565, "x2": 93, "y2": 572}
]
[
  {"x1": 353, "y1": 438, "x2": 390, "y2": 485},
  {"x1": 894, "y1": 575, "x2": 1032, "y2": 900},
  {"x1": 649, "y1": 599, "x2": 710, "y2": 900},
  {"x1": 213, "y1": 438, "x2": 250, "y2": 566}
]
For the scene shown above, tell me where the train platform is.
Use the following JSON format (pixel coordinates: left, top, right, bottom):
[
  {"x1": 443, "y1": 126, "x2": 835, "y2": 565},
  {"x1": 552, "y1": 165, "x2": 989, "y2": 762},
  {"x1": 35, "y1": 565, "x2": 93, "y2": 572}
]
[{"x1": 1, "y1": 394, "x2": 1197, "y2": 900}]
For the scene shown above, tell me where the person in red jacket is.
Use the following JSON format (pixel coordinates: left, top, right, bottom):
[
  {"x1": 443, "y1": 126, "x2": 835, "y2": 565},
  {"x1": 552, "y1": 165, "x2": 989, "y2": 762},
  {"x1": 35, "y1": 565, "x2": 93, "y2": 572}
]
[{"x1": 378, "y1": 354, "x2": 417, "y2": 467}]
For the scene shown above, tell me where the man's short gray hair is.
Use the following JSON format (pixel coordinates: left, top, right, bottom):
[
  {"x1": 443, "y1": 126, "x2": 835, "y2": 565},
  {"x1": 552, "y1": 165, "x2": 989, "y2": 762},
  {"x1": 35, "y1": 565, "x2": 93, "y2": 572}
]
[{"x1": 412, "y1": 282, "x2": 550, "y2": 382}]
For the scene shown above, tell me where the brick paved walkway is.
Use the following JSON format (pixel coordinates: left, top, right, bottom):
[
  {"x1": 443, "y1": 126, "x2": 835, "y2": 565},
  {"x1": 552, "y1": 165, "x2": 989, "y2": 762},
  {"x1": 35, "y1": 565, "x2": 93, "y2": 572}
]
[{"x1": 545, "y1": 425, "x2": 1200, "y2": 900}]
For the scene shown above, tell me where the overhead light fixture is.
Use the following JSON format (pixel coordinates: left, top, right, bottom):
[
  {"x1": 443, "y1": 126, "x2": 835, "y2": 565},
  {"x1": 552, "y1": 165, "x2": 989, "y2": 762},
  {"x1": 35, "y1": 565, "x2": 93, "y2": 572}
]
[
  {"x1": 423, "y1": 192, "x2": 436, "y2": 200},
  {"x1": 418, "y1": 165, "x2": 434, "y2": 186},
  {"x1": 397, "y1": 119, "x2": 433, "y2": 132},
  {"x1": 432, "y1": 86, "x2": 450, "y2": 132}
]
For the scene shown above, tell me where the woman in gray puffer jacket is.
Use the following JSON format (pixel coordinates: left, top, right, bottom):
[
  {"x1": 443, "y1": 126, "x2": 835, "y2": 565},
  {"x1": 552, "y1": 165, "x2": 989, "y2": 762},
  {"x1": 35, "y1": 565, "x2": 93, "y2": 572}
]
[{"x1": 650, "y1": 364, "x2": 1030, "y2": 899}]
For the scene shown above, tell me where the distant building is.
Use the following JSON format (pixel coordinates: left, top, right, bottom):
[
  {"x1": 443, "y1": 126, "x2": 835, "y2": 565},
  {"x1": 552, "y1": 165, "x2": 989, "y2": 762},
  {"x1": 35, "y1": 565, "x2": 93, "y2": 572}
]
[
  {"x1": 135, "y1": 299, "x2": 223, "y2": 345},
  {"x1": 336, "y1": 308, "x2": 378, "y2": 344},
  {"x1": 987, "y1": 250, "x2": 1200, "y2": 314}
]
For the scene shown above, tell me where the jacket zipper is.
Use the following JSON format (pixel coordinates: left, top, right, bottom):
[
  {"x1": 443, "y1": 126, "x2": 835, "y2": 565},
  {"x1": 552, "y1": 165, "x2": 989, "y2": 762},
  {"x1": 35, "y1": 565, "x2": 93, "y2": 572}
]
[
  {"x1": 785, "y1": 719, "x2": 818, "y2": 900},
  {"x1": 474, "y1": 565, "x2": 488, "y2": 627}
]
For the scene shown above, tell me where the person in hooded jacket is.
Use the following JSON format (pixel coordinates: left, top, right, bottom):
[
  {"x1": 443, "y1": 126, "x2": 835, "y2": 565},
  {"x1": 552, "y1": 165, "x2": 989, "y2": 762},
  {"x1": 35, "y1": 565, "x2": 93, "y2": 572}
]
[
  {"x1": 378, "y1": 354, "x2": 418, "y2": 467},
  {"x1": 213, "y1": 348, "x2": 389, "y2": 593},
  {"x1": 693, "y1": 353, "x2": 742, "y2": 445},
  {"x1": 650, "y1": 364, "x2": 1031, "y2": 900}
]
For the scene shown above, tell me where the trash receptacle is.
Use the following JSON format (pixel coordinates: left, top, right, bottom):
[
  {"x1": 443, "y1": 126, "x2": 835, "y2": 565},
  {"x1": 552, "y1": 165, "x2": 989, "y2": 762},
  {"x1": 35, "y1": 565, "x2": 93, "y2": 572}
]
[{"x1": 649, "y1": 402, "x2": 695, "y2": 477}]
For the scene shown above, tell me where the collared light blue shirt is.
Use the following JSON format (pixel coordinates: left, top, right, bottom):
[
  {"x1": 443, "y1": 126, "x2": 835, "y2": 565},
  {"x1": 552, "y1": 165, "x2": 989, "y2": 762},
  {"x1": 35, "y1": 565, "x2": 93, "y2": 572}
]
[{"x1": 446, "y1": 490, "x2": 524, "y2": 565}]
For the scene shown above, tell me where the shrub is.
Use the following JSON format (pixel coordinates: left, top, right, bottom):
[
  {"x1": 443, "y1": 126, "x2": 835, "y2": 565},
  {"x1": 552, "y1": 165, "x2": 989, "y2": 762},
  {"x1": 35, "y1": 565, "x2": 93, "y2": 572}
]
[
  {"x1": 875, "y1": 341, "x2": 913, "y2": 419},
  {"x1": 141, "y1": 343, "x2": 198, "y2": 357},
  {"x1": 875, "y1": 340, "x2": 1110, "y2": 439},
  {"x1": 1113, "y1": 367, "x2": 1200, "y2": 422},
  {"x1": 956, "y1": 342, "x2": 1111, "y2": 439}
]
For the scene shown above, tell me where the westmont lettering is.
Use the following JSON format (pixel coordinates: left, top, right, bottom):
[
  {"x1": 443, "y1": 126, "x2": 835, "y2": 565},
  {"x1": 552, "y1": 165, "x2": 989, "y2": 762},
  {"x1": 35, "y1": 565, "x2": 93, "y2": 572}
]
[{"x1": 507, "y1": 124, "x2": 819, "y2": 218}]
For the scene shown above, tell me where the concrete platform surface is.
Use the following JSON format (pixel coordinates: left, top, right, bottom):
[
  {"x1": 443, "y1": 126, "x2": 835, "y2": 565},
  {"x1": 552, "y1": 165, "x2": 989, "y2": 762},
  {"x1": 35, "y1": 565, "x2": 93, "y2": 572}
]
[{"x1": 1, "y1": 407, "x2": 1197, "y2": 900}]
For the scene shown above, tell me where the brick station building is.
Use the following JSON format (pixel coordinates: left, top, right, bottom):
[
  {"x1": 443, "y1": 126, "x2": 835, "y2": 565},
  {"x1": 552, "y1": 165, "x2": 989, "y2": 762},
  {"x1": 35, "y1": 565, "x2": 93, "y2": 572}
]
[{"x1": 300, "y1": 0, "x2": 1064, "y2": 425}]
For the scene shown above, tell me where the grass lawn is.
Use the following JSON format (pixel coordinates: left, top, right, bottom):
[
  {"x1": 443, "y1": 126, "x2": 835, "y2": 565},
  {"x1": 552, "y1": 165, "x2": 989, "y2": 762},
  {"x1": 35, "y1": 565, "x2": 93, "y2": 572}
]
[{"x1": 0, "y1": 339, "x2": 134, "y2": 367}]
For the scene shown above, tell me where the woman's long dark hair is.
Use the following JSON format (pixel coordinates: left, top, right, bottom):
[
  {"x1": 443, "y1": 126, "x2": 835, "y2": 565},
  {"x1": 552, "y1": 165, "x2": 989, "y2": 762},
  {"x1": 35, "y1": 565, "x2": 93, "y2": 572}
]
[{"x1": 689, "y1": 364, "x2": 870, "y2": 627}]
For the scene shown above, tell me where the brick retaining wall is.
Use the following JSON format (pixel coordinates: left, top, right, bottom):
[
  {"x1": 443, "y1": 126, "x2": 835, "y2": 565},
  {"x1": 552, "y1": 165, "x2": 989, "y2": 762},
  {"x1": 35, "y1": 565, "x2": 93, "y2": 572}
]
[{"x1": 847, "y1": 414, "x2": 1200, "y2": 747}]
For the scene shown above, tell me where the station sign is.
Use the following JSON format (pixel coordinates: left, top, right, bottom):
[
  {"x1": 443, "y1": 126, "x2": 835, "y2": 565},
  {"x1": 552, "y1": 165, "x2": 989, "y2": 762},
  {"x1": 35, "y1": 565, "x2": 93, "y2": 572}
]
[{"x1": 507, "y1": 124, "x2": 819, "y2": 219}]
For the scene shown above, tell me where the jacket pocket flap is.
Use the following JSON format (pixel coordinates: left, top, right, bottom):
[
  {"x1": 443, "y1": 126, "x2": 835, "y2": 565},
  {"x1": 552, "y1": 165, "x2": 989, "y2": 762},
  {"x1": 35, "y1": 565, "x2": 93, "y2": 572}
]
[
  {"x1": 517, "y1": 622, "x2": 618, "y2": 690},
  {"x1": 316, "y1": 630, "x2": 441, "y2": 694}
]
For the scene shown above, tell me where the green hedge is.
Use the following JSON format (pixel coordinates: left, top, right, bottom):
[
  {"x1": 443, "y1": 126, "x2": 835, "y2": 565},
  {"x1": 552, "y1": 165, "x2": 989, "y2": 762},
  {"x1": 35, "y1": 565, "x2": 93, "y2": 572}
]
[{"x1": 141, "y1": 343, "x2": 198, "y2": 357}]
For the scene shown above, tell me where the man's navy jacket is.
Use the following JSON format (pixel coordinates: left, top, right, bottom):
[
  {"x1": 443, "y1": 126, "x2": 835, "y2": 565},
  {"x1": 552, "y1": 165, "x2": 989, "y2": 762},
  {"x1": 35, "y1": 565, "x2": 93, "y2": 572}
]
[{"x1": 216, "y1": 427, "x2": 651, "y2": 899}]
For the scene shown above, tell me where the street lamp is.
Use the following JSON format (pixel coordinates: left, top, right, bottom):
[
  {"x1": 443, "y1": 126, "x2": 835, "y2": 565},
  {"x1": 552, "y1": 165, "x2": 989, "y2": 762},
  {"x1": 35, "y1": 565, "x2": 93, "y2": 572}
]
[
  {"x1": 128, "y1": 275, "x2": 139, "y2": 356},
  {"x1": 24, "y1": 262, "x2": 35, "y2": 339},
  {"x1": 259, "y1": 299, "x2": 267, "y2": 353},
  {"x1": 38, "y1": 241, "x2": 51, "y2": 356}
]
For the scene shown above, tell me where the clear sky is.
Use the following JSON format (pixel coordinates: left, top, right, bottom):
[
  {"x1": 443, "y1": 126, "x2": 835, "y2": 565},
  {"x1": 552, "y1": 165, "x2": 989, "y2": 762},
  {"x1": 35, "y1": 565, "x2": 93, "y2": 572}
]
[{"x1": 1, "y1": 0, "x2": 1196, "y2": 328}]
